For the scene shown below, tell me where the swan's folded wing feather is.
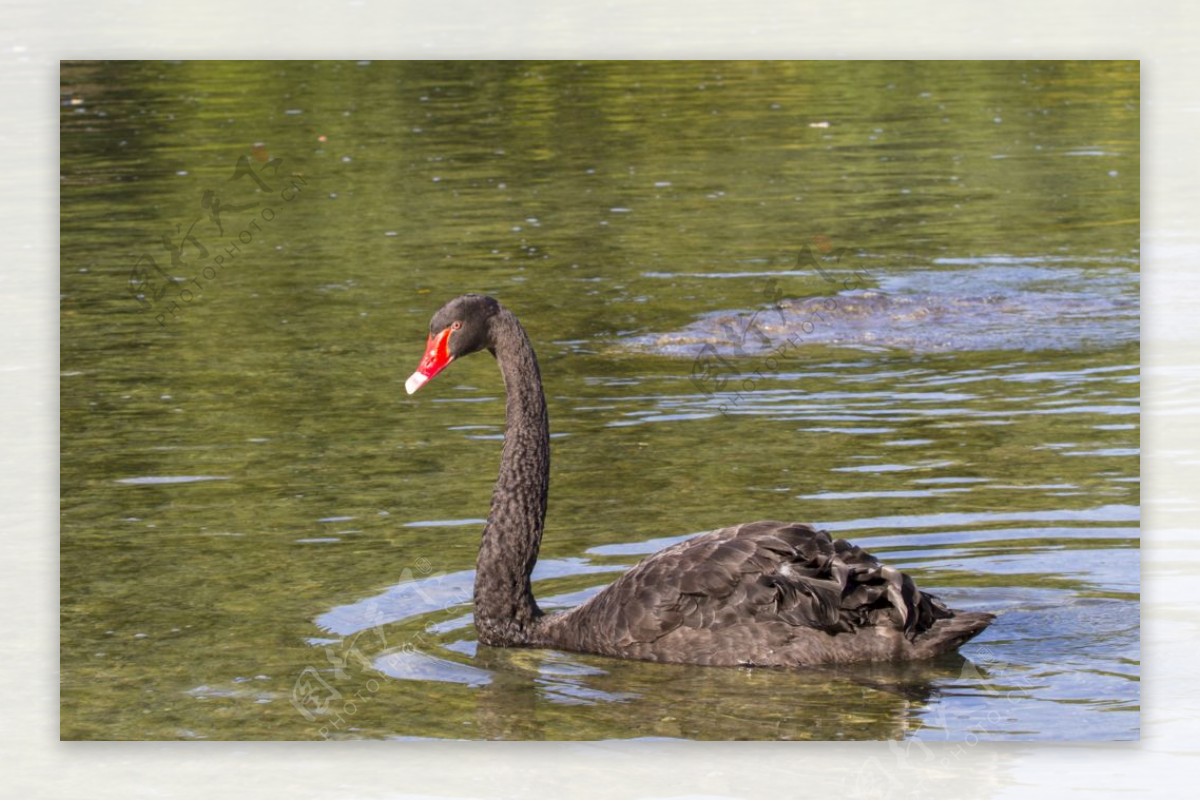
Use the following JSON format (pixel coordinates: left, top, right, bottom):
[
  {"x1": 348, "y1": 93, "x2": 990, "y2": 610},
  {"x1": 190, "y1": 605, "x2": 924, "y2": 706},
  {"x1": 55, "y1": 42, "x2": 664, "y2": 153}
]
[{"x1": 588, "y1": 521, "x2": 953, "y2": 647}]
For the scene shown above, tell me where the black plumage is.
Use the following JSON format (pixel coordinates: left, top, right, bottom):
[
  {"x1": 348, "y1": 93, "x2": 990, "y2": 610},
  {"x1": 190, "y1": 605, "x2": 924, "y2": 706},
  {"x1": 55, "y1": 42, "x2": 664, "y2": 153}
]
[{"x1": 407, "y1": 295, "x2": 993, "y2": 667}]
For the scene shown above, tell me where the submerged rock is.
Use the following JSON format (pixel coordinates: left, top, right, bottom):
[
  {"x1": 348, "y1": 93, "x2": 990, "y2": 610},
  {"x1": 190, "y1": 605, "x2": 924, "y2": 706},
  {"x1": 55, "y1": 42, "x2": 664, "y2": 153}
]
[{"x1": 629, "y1": 265, "x2": 1139, "y2": 357}]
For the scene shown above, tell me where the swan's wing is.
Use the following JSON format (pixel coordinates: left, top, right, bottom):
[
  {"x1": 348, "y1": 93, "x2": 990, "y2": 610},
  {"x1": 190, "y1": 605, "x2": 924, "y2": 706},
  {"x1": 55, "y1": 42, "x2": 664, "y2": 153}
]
[{"x1": 589, "y1": 521, "x2": 951, "y2": 649}]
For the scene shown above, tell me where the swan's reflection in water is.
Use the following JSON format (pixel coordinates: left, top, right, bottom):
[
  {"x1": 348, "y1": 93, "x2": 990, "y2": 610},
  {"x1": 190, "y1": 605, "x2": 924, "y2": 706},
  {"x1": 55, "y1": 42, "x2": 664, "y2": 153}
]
[{"x1": 466, "y1": 647, "x2": 975, "y2": 741}]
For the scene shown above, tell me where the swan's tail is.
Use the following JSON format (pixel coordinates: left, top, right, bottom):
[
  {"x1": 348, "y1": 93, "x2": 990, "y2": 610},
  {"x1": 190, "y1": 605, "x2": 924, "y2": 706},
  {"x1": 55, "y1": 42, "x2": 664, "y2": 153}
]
[{"x1": 909, "y1": 611, "x2": 994, "y2": 660}]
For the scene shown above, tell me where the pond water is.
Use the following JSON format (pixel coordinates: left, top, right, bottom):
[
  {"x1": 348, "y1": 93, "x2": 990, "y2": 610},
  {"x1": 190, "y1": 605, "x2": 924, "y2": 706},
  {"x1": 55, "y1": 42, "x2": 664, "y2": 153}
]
[{"x1": 60, "y1": 60, "x2": 1139, "y2": 741}]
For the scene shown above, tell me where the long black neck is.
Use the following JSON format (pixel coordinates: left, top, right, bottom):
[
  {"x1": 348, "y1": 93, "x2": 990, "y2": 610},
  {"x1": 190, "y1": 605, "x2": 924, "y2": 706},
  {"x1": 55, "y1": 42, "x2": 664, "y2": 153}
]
[{"x1": 474, "y1": 308, "x2": 550, "y2": 646}]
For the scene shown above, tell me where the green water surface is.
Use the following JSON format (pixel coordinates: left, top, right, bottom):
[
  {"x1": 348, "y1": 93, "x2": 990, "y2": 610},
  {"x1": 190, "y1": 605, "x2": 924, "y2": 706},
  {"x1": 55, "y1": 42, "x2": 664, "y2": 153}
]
[{"x1": 60, "y1": 60, "x2": 1139, "y2": 741}]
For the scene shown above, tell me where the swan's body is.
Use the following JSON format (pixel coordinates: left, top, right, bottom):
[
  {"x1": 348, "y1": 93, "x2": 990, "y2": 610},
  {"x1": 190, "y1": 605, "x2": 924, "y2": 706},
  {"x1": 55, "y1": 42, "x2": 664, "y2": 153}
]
[{"x1": 407, "y1": 294, "x2": 992, "y2": 667}]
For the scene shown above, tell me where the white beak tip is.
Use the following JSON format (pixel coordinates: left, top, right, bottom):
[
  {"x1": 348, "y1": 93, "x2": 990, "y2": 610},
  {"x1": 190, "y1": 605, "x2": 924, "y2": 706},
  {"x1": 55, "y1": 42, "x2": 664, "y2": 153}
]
[{"x1": 405, "y1": 372, "x2": 429, "y2": 395}]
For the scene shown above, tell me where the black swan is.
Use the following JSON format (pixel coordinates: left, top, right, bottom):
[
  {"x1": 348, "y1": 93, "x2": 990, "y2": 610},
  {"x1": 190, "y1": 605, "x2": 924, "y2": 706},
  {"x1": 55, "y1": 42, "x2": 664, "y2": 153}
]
[{"x1": 406, "y1": 294, "x2": 993, "y2": 666}]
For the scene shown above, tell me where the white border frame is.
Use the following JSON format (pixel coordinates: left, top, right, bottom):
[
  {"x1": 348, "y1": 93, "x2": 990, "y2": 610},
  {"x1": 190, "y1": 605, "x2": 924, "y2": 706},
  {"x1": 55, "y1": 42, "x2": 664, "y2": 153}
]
[{"x1": 8, "y1": 2, "x2": 1197, "y2": 797}]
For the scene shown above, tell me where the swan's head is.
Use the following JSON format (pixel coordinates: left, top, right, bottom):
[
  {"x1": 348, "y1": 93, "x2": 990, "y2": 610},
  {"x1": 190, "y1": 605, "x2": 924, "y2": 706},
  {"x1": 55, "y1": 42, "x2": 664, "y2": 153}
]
[{"x1": 405, "y1": 294, "x2": 501, "y2": 394}]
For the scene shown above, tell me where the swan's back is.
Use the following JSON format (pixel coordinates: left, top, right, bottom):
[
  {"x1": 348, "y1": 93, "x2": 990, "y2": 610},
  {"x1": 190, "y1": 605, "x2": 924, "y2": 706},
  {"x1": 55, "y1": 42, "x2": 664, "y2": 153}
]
[{"x1": 537, "y1": 522, "x2": 993, "y2": 667}]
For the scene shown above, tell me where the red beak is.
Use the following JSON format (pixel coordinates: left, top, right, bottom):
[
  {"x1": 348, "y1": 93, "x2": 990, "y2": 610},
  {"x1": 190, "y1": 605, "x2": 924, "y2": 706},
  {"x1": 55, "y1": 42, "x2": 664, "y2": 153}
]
[
  {"x1": 405, "y1": 326, "x2": 455, "y2": 394},
  {"x1": 405, "y1": 326, "x2": 456, "y2": 393}
]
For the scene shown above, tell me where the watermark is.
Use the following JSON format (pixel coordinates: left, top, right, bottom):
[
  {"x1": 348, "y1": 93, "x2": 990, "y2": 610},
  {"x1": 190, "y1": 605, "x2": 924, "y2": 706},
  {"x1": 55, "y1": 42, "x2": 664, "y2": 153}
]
[
  {"x1": 128, "y1": 144, "x2": 308, "y2": 326},
  {"x1": 290, "y1": 625, "x2": 386, "y2": 737},
  {"x1": 689, "y1": 238, "x2": 872, "y2": 414},
  {"x1": 852, "y1": 642, "x2": 1041, "y2": 797},
  {"x1": 290, "y1": 557, "x2": 474, "y2": 739}
]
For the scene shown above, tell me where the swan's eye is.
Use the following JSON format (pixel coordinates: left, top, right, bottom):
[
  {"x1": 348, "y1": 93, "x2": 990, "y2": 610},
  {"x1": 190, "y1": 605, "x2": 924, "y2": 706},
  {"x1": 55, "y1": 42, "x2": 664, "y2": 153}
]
[{"x1": 451, "y1": 321, "x2": 462, "y2": 331}]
